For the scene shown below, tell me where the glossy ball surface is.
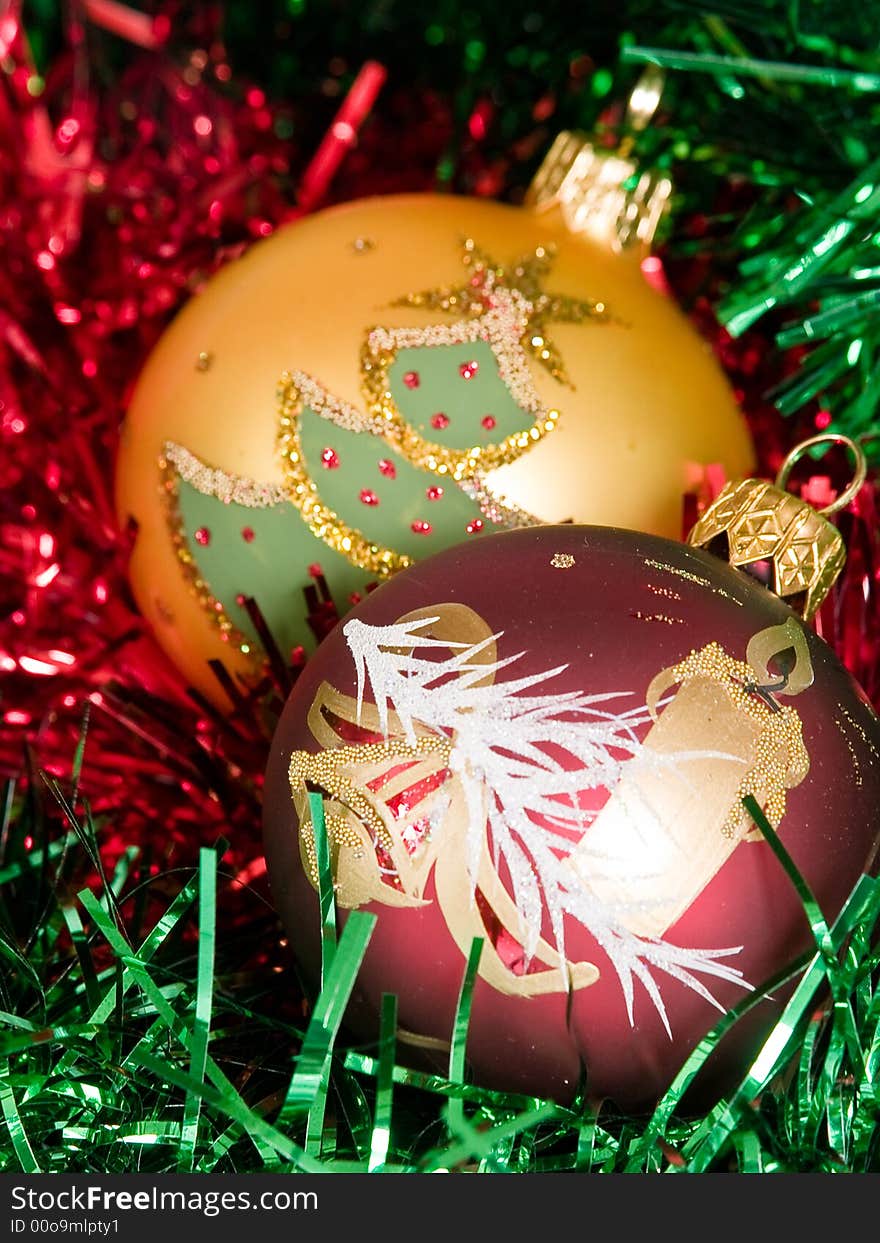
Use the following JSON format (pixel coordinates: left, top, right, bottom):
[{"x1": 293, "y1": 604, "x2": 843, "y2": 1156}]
[{"x1": 264, "y1": 525, "x2": 879, "y2": 1108}]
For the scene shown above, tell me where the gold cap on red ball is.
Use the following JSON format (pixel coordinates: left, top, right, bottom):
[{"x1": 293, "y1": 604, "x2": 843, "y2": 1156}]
[{"x1": 688, "y1": 433, "x2": 867, "y2": 621}]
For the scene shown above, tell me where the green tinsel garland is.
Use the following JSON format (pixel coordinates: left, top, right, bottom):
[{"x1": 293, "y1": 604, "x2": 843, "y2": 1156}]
[{"x1": 2, "y1": 769, "x2": 878, "y2": 1174}]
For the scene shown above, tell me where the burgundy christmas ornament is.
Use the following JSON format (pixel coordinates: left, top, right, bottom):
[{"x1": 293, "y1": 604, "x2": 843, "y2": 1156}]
[{"x1": 263, "y1": 435, "x2": 880, "y2": 1109}]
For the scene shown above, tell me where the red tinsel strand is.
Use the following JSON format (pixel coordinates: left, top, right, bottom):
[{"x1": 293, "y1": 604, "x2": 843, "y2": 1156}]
[{"x1": 0, "y1": 5, "x2": 355, "y2": 888}]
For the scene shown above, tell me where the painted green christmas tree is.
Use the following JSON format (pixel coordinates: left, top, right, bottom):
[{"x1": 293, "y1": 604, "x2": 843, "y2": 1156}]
[{"x1": 161, "y1": 243, "x2": 608, "y2": 666}]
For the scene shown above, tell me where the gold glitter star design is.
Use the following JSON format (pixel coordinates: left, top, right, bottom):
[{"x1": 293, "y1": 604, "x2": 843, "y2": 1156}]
[{"x1": 394, "y1": 237, "x2": 610, "y2": 387}]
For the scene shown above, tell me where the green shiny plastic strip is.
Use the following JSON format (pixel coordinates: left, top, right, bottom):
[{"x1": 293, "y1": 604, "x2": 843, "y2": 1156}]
[
  {"x1": 446, "y1": 936, "x2": 484, "y2": 1138},
  {"x1": 719, "y1": 157, "x2": 880, "y2": 338},
  {"x1": 683, "y1": 874, "x2": 879, "y2": 1172},
  {"x1": 478, "y1": 1132, "x2": 515, "y2": 1173},
  {"x1": 623, "y1": 45, "x2": 880, "y2": 91},
  {"x1": 52, "y1": 871, "x2": 199, "y2": 1084},
  {"x1": 423, "y1": 1102, "x2": 560, "y2": 1172},
  {"x1": 61, "y1": 901, "x2": 102, "y2": 1015},
  {"x1": 331, "y1": 1062, "x2": 374, "y2": 1163},
  {"x1": 0, "y1": 1024, "x2": 102, "y2": 1058},
  {"x1": 275, "y1": 910, "x2": 376, "y2": 1150},
  {"x1": 0, "y1": 928, "x2": 43, "y2": 998},
  {"x1": 178, "y1": 847, "x2": 217, "y2": 1171},
  {"x1": 343, "y1": 1050, "x2": 547, "y2": 1113},
  {"x1": 309, "y1": 791, "x2": 337, "y2": 984},
  {"x1": 742, "y1": 796, "x2": 861, "y2": 1055},
  {"x1": 195, "y1": 1121, "x2": 239, "y2": 1172},
  {"x1": 368, "y1": 993, "x2": 398, "y2": 1171},
  {"x1": 0, "y1": 1059, "x2": 41, "y2": 1173},
  {"x1": 130, "y1": 1051, "x2": 321, "y2": 1172},
  {"x1": 0, "y1": 834, "x2": 70, "y2": 885},
  {"x1": 69, "y1": 703, "x2": 90, "y2": 798},
  {"x1": 776, "y1": 289, "x2": 880, "y2": 346},
  {"x1": 622, "y1": 952, "x2": 807, "y2": 1173},
  {"x1": 625, "y1": 869, "x2": 878, "y2": 1172},
  {"x1": 78, "y1": 886, "x2": 293, "y2": 1169}
]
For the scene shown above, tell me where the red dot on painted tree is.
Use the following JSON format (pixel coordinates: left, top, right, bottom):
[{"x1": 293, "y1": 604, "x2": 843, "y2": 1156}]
[
  {"x1": 194, "y1": 527, "x2": 210, "y2": 546},
  {"x1": 426, "y1": 486, "x2": 444, "y2": 501},
  {"x1": 411, "y1": 520, "x2": 432, "y2": 535},
  {"x1": 360, "y1": 489, "x2": 380, "y2": 506},
  {"x1": 241, "y1": 527, "x2": 255, "y2": 542},
  {"x1": 466, "y1": 519, "x2": 484, "y2": 534},
  {"x1": 321, "y1": 447, "x2": 340, "y2": 469},
  {"x1": 481, "y1": 415, "x2": 496, "y2": 430},
  {"x1": 459, "y1": 360, "x2": 479, "y2": 380},
  {"x1": 430, "y1": 413, "x2": 450, "y2": 430},
  {"x1": 403, "y1": 371, "x2": 420, "y2": 389},
  {"x1": 378, "y1": 458, "x2": 396, "y2": 478},
  {"x1": 308, "y1": 563, "x2": 323, "y2": 578}
]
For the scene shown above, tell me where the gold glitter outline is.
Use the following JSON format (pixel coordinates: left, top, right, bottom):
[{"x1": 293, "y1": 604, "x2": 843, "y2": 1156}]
[
  {"x1": 360, "y1": 288, "x2": 560, "y2": 481},
  {"x1": 276, "y1": 298, "x2": 558, "y2": 578},
  {"x1": 277, "y1": 374, "x2": 416, "y2": 578},
  {"x1": 158, "y1": 453, "x2": 262, "y2": 669}
]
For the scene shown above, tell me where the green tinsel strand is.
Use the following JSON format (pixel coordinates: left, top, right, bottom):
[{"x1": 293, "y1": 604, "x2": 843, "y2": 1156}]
[{"x1": 621, "y1": 7, "x2": 880, "y2": 443}]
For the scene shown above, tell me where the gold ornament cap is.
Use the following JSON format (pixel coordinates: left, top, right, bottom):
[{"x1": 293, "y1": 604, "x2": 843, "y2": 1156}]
[
  {"x1": 687, "y1": 433, "x2": 867, "y2": 621},
  {"x1": 526, "y1": 66, "x2": 672, "y2": 253}
]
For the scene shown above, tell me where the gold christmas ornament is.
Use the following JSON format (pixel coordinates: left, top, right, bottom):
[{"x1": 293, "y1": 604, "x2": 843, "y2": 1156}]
[{"x1": 116, "y1": 76, "x2": 754, "y2": 707}]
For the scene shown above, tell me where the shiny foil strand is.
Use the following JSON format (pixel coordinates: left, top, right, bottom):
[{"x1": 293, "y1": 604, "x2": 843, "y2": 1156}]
[
  {"x1": 684, "y1": 876, "x2": 880, "y2": 1173},
  {"x1": 446, "y1": 935, "x2": 485, "y2": 1142},
  {"x1": 178, "y1": 846, "x2": 218, "y2": 1172},
  {"x1": 367, "y1": 993, "x2": 398, "y2": 1172},
  {"x1": 309, "y1": 791, "x2": 338, "y2": 985},
  {"x1": 83, "y1": 901, "x2": 304, "y2": 1170},
  {"x1": 275, "y1": 912, "x2": 376, "y2": 1138}
]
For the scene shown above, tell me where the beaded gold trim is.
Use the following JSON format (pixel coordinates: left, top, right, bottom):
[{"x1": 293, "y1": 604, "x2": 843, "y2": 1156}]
[
  {"x1": 291, "y1": 736, "x2": 452, "y2": 905},
  {"x1": 158, "y1": 452, "x2": 262, "y2": 667}
]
